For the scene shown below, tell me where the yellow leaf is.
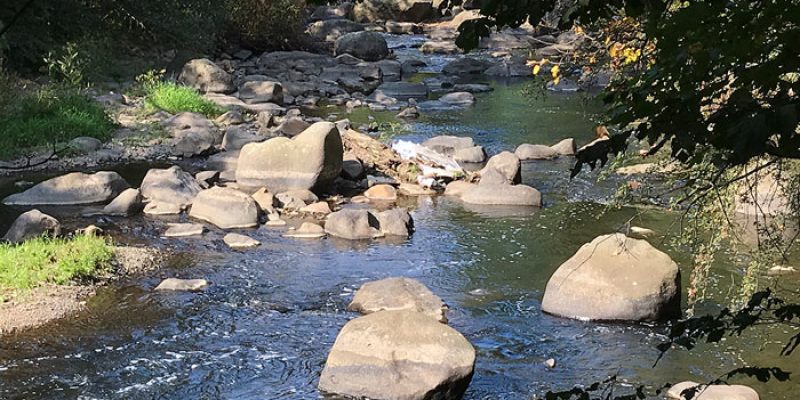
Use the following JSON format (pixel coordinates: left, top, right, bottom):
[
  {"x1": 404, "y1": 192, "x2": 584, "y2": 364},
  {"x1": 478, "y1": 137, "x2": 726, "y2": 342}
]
[
  {"x1": 551, "y1": 64, "x2": 560, "y2": 78},
  {"x1": 532, "y1": 64, "x2": 541, "y2": 75},
  {"x1": 553, "y1": 76, "x2": 561, "y2": 86}
]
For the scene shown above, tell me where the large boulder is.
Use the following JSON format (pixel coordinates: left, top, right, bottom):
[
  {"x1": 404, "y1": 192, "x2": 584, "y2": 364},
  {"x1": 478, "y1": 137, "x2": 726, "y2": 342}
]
[
  {"x1": 515, "y1": 143, "x2": 559, "y2": 160},
  {"x1": 140, "y1": 166, "x2": 202, "y2": 207},
  {"x1": 319, "y1": 310, "x2": 475, "y2": 400},
  {"x1": 324, "y1": 209, "x2": 378, "y2": 240},
  {"x1": 238, "y1": 81, "x2": 284, "y2": 105},
  {"x1": 178, "y1": 58, "x2": 233, "y2": 93},
  {"x1": 2, "y1": 171, "x2": 129, "y2": 206},
  {"x1": 334, "y1": 31, "x2": 389, "y2": 62},
  {"x1": 374, "y1": 208, "x2": 414, "y2": 237},
  {"x1": 481, "y1": 151, "x2": 522, "y2": 184},
  {"x1": 348, "y1": 277, "x2": 445, "y2": 322},
  {"x1": 667, "y1": 381, "x2": 759, "y2": 400},
  {"x1": 189, "y1": 187, "x2": 259, "y2": 229},
  {"x1": 162, "y1": 112, "x2": 222, "y2": 157},
  {"x1": 2, "y1": 209, "x2": 61, "y2": 243},
  {"x1": 461, "y1": 182, "x2": 542, "y2": 206},
  {"x1": 236, "y1": 122, "x2": 343, "y2": 193},
  {"x1": 541, "y1": 233, "x2": 681, "y2": 321},
  {"x1": 351, "y1": 0, "x2": 436, "y2": 22},
  {"x1": 308, "y1": 19, "x2": 365, "y2": 42}
]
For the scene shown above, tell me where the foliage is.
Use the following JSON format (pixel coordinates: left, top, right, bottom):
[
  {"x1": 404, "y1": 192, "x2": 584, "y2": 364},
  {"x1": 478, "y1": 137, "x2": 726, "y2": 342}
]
[
  {"x1": 225, "y1": 0, "x2": 309, "y2": 51},
  {"x1": 0, "y1": 84, "x2": 115, "y2": 159},
  {"x1": 142, "y1": 78, "x2": 224, "y2": 118},
  {"x1": 0, "y1": 234, "x2": 113, "y2": 291},
  {"x1": 43, "y1": 42, "x2": 85, "y2": 87}
]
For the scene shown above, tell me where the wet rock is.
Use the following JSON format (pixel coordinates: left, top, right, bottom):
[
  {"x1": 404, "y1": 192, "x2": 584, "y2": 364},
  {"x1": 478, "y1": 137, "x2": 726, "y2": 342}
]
[
  {"x1": 515, "y1": 144, "x2": 559, "y2": 160},
  {"x1": 3, "y1": 171, "x2": 129, "y2": 206},
  {"x1": 69, "y1": 136, "x2": 102, "y2": 153},
  {"x1": 236, "y1": 122, "x2": 343, "y2": 193},
  {"x1": 461, "y1": 182, "x2": 542, "y2": 206},
  {"x1": 443, "y1": 58, "x2": 494, "y2": 75},
  {"x1": 215, "y1": 110, "x2": 244, "y2": 125},
  {"x1": 372, "y1": 82, "x2": 428, "y2": 101},
  {"x1": 454, "y1": 146, "x2": 486, "y2": 163},
  {"x1": 162, "y1": 112, "x2": 222, "y2": 157},
  {"x1": 155, "y1": 278, "x2": 209, "y2": 291},
  {"x1": 374, "y1": 208, "x2": 414, "y2": 237},
  {"x1": 223, "y1": 233, "x2": 261, "y2": 249},
  {"x1": 141, "y1": 166, "x2": 202, "y2": 207},
  {"x1": 284, "y1": 222, "x2": 326, "y2": 238},
  {"x1": 178, "y1": 58, "x2": 233, "y2": 93},
  {"x1": 666, "y1": 381, "x2": 759, "y2": 400},
  {"x1": 444, "y1": 181, "x2": 477, "y2": 198},
  {"x1": 144, "y1": 201, "x2": 184, "y2": 215},
  {"x1": 542, "y1": 233, "x2": 681, "y2": 321},
  {"x1": 300, "y1": 201, "x2": 333, "y2": 215},
  {"x1": 334, "y1": 31, "x2": 389, "y2": 62},
  {"x1": 364, "y1": 184, "x2": 398, "y2": 201},
  {"x1": 222, "y1": 126, "x2": 264, "y2": 151},
  {"x1": 318, "y1": 310, "x2": 475, "y2": 400},
  {"x1": 439, "y1": 91, "x2": 475, "y2": 106},
  {"x1": 238, "y1": 81, "x2": 284, "y2": 105},
  {"x1": 2, "y1": 209, "x2": 61, "y2": 243},
  {"x1": 349, "y1": 277, "x2": 446, "y2": 322},
  {"x1": 325, "y1": 209, "x2": 379, "y2": 240},
  {"x1": 163, "y1": 223, "x2": 205, "y2": 237},
  {"x1": 189, "y1": 187, "x2": 259, "y2": 229},
  {"x1": 481, "y1": 151, "x2": 522, "y2": 184},
  {"x1": 102, "y1": 188, "x2": 143, "y2": 216},
  {"x1": 308, "y1": 19, "x2": 364, "y2": 42},
  {"x1": 551, "y1": 138, "x2": 576, "y2": 156}
]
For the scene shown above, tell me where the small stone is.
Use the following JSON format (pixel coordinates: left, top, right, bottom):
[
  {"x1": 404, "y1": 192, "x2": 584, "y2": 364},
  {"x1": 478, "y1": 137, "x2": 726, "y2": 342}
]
[
  {"x1": 544, "y1": 358, "x2": 556, "y2": 369},
  {"x1": 265, "y1": 219, "x2": 287, "y2": 227},
  {"x1": 223, "y1": 233, "x2": 260, "y2": 249},
  {"x1": 155, "y1": 278, "x2": 209, "y2": 292},
  {"x1": 284, "y1": 222, "x2": 326, "y2": 238},
  {"x1": 629, "y1": 226, "x2": 655, "y2": 237},
  {"x1": 163, "y1": 223, "x2": 205, "y2": 238}
]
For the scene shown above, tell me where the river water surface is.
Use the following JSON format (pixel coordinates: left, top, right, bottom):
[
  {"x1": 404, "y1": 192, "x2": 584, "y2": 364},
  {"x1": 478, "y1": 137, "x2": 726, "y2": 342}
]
[{"x1": 0, "y1": 79, "x2": 797, "y2": 399}]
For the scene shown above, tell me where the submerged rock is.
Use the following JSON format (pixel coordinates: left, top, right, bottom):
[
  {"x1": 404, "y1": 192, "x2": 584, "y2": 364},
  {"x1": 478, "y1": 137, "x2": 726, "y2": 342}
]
[
  {"x1": 189, "y1": 187, "x2": 259, "y2": 229},
  {"x1": 541, "y1": 233, "x2": 681, "y2": 321},
  {"x1": 223, "y1": 233, "x2": 261, "y2": 249},
  {"x1": 2, "y1": 171, "x2": 129, "y2": 206},
  {"x1": 236, "y1": 122, "x2": 343, "y2": 193},
  {"x1": 319, "y1": 310, "x2": 475, "y2": 400},
  {"x1": 349, "y1": 277, "x2": 446, "y2": 322},
  {"x1": 155, "y1": 278, "x2": 209, "y2": 292},
  {"x1": 2, "y1": 209, "x2": 61, "y2": 243}
]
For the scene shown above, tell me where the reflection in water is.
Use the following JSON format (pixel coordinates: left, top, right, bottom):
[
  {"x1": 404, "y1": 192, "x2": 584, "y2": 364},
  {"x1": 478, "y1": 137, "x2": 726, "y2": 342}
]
[{"x1": 0, "y1": 83, "x2": 797, "y2": 399}]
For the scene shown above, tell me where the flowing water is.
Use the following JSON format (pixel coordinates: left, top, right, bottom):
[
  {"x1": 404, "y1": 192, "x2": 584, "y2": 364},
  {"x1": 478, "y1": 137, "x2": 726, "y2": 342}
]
[{"x1": 1, "y1": 78, "x2": 798, "y2": 399}]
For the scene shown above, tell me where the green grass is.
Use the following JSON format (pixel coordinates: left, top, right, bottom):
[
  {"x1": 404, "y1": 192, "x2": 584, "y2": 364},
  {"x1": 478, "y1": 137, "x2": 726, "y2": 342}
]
[
  {"x1": 0, "y1": 235, "x2": 113, "y2": 291},
  {"x1": 144, "y1": 82, "x2": 224, "y2": 118},
  {"x1": 0, "y1": 87, "x2": 115, "y2": 159}
]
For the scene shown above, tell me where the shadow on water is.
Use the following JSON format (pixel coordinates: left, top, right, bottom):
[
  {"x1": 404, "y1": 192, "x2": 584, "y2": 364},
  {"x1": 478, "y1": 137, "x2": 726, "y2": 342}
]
[{"x1": 0, "y1": 81, "x2": 797, "y2": 399}]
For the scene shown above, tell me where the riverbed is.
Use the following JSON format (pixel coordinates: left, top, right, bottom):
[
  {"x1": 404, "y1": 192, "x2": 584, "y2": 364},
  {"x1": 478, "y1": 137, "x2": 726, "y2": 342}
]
[{"x1": 0, "y1": 79, "x2": 797, "y2": 399}]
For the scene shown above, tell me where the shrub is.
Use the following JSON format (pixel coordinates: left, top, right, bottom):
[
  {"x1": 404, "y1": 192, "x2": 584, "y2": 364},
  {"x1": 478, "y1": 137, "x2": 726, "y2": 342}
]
[
  {"x1": 0, "y1": 85, "x2": 115, "y2": 159},
  {"x1": 0, "y1": 235, "x2": 113, "y2": 291},
  {"x1": 143, "y1": 81, "x2": 224, "y2": 118},
  {"x1": 224, "y1": 0, "x2": 309, "y2": 51}
]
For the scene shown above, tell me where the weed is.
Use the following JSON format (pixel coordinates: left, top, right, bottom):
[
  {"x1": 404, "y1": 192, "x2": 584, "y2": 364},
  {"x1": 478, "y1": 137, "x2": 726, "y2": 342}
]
[{"x1": 142, "y1": 79, "x2": 224, "y2": 118}]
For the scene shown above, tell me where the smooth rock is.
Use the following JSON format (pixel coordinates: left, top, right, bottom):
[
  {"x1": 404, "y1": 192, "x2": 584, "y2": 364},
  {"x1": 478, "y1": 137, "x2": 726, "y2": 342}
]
[
  {"x1": 163, "y1": 223, "x2": 205, "y2": 237},
  {"x1": 69, "y1": 136, "x2": 102, "y2": 153},
  {"x1": 300, "y1": 201, "x2": 332, "y2": 215},
  {"x1": 364, "y1": 184, "x2": 397, "y2": 201},
  {"x1": 481, "y1": 151, "x2": 522, "y2": 184},
  {"x1": 341, "y1": 157, "x2": 365, "y2": 180},
  {"x1": 238, "y1": 81, "x2": 284, "y2": 105},
  {"x1": 236, "y1": 122, "x2": 343, "y2": 192},
  {"x1": 2, "y1": 209, "x2": 61, "y2": 243},
  {"x1": 454, "y1": 146, "x2": 486, "y2": 163},
  {"x1": 422, "y1": 135, "x2": 474, "y2": 154},
  {"x1": 324, "y1": 209, "x2": 378, "y2": 240},
  {"x1": 215, "y1": 110, "x2": 244, "y2": 125},
  {"x1": 318, "y1": 310, "x2": 475, "y2": 400},
  {"x1": 284, "y1": 222, "x2": 326, "y2": 238},
  {"x1": 155, "y1": 278, "x2": 209, "y2": 291},
  {"x1": 374, "y1": 208, "x2": 414, "y2": 237},
  {"x1": 462, "y1": 183, "x2": 542, "y2": 206},
  {"x1": 223, "y1": 233, "x2": 261, "y2": 249},
  {"x1": 551, "y1": 138, "x2": 576, "y2": 156},
  {"x1": 102, "y1": 188, "x2": 143, "y2": 216},
  {"x1": 144, "y1": 201, "x2": 184, "y2": 215},
  {"x1": 443, "y1": 58, "x2": 493, "y2": 75},
  {"x1": 3, "y1": 171, "x2": 129, "y2": 206},
  {"x1": 189, "y1": 187, "x2": 259, "y2": 229},
  {"x1": 666, "y1": 381, "x2": 759, "y2": 400},
  {"x1": 274, "y1": 117, "x2": 312, "y2": 137},
  {"x1": 348, "y1": 277, "x2": 446, "y2": 322},
  {"x1": 515, "y1": 144, "x2": 559, "y2": 160},
  {"x1": 541, "y1": 233, "x2": 681, "y2": 321},
  {"x1": 195, "y1": 170, "x2": 220, "y2": 188},
  {"x1": 308, "y1": 19, "x2": 364, "y2": 42},
  {"x1": 372, "y1": 82, "x2": 428, "y2": 101},
  {"x1": 444, "y1": 181, "x2": 477, "y2": 198},
  {"x1": 222, "y1": 126, "x2": 264, "y2": 151},
  {"x1": 141, "y1": 166, "x2": 202, "y2": 207},
  {"x1": 178, "y1": 58, "x2": 233, "y2": 93}
]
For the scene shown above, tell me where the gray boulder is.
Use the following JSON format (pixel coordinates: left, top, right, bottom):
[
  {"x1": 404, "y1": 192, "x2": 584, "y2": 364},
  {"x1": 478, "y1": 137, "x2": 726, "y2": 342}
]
[
  {"x1": 453, "y1": 146, "x2": 486, "y2": 163},
  {"x1": 189, "y1": 187, "x2": 259, "y2": 229},
  {"x1": 318, "y1": 310, "x2": 475, "y2": 400},
  {"x1": 334, "y1": 31, "x2": 389, "y2": 62},
  {"x1": 481, "y1": 151, "x2": 521, "y2": 184},
  {"x1": 141, "y1": 166, "x2": 202, "y2": 207},
  {"x1": 2, "y1": 209, "x2": 61, "y2": 243},
  {"x1": 374, "y1": 208, "x2": 414, "y2": 237},
  {"x1": 222, "y1": 126, "x2": 264, "y2": 151},
  {"x1": 3, "y1": 171, "x2": 129, "y2": 206},
  {"x1": 102, "y1": 188, "x2": 143, "y2": 216},
  {"x1": 236, "y1": 122, "x2": 343, "y2": 193},
  {"x1": 515, "y1": 143, "x2": 559, "y2": 160},
  {"x1": 238, "y1": 81, "x2": 284, "y2": 105},
  {"x1": 348, "y1": 277, "x2": 447, "y2": 322},
  {"x1": 541, "y1": 233, "x2": 681, "y2": 321},
  {"x1": 461, "y1": 182, "x2": 542, "y2": 206},
  {"x1": 162, "y1": 112, "x2": 222, "y2": 157},
  {"x1": 324, "y1": 209, "x2": 378, "y2": 240},
  {"x1": 371, "y1": 82, "x2": 428, "y2": 101},
  {"x1": 443, "y1": 58, "x2": 493, "y2": 75},
  {"x1": 178, "y1": 58, "x2": 233, "y2": 93}
]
